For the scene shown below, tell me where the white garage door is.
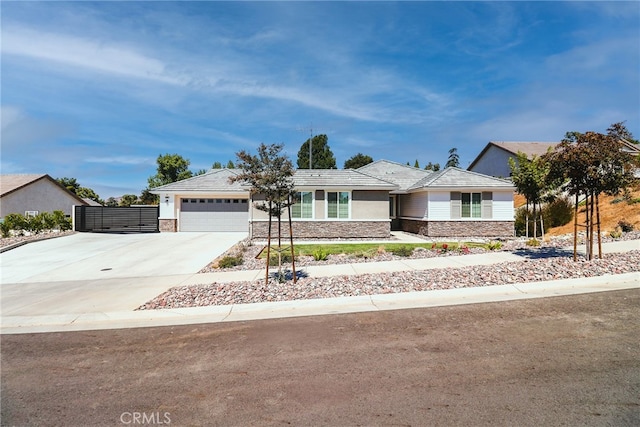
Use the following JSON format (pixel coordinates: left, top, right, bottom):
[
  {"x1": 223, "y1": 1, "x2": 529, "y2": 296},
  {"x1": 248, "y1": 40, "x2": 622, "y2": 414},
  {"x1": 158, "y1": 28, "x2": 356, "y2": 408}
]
[{"x1": 180, "y1": 198, "x2": 249, "y2": 232}]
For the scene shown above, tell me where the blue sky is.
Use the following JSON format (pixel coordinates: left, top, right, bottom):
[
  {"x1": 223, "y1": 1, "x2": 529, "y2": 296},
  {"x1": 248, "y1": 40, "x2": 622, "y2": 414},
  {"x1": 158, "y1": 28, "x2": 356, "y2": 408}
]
[{"x1": 2, "y1": 1, "x2": 638, "y2": 199}]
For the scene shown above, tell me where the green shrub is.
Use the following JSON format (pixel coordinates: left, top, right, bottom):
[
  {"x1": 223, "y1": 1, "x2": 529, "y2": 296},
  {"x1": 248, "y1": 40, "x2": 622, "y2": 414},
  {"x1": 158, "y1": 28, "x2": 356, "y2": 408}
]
[
  {"x1": 268, "y1": 252, "x2": 292, "y2": 266},
  {"x1": 217, "y1": 255, "x2": 244, "y2": 269},
  {"x1": 312, "y1": 248, "x2": 329, "y2": 261},
  {"x1": 390, "y1": 245, "x2": 413, "y2": 257},
  {"x1": 0, "y1": 220, "x2": 10, "y2": 238},
  {"x1": 543, "y1": 196, "x2": 574, "y2": 228},
  {"x1": 618, "y1": 220, "x2": 635, "y2": 233},
  {"x1": 610, "y1": 229, "x2": 622, "y2": 239},
  {"x1": 526, "y1": 238, "x2": 541, "y2": 247},
  {"x1": 3, "y1": 213, "x2": 27, "y2": 235},
  {"x1": 485, "y1": 241, "x2": 503, "y2": 251},
  {"x1": 514, "y1": 207, "x2": 544, "y2": 237},
  {"x1": 52, "y1": 211, "x2": 72, "y2": 231}
]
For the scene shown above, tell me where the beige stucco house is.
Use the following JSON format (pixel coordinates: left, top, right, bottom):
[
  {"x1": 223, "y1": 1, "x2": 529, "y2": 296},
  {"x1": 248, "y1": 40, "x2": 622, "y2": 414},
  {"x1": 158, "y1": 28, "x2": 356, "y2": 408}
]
[
  {"x1": 0, "y1": 174, "x2": 88, "y2": 218},
  {"x1": 152, "y1": 161, "x2": 516, "y2": 238}
]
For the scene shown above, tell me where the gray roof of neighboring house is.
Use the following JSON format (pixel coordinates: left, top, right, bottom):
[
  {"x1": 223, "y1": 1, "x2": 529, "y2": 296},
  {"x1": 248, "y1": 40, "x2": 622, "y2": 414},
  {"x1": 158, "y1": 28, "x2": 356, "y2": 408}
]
[
  {"x1": 357, "y1": 160, "x2": 432, "y2": 192},
  {"x1": 409, "y1": 167, "x2": 515, "y2": 190},
  {"x1": 293, "y1": 169, "x2": 397, "y2": 189},
  {"x1": 150, "y1": 169, "x2": 248, "y2": 193},
  {"x1": 467, "y1": 141, "x2": 558, "y2": 171},
  {"x1": 1, "y1": 174, "x2": 88, "y2": 204}
]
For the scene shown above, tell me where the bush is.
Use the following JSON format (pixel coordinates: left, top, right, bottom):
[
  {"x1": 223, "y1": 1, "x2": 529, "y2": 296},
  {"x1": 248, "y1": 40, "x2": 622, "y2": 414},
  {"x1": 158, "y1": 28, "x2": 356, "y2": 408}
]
[
  {"x1": 3, "y1": 213, "x2": 27, "y2": 234},
  {"x1": 485, "y1": 241, "x2": 503, "y2": 251},
  {"x1": 0, "y1": 220, "x2": 10, "y2": 238},
  {"x1": 514, "y1": 207, "x2": 542, "y2": 237},
  {"x1": 610, "y1": 229, "x2": 622, "y2": 239},
  {"x1": 543, "y1": 196, "x2": 573, "y2": 228},
  {"x1": 217, "y1": 255, "x2": 243, "y2": 269},
  {"x1": 268, "y1": 252, "x2": 292, "y2": 266},
  {"x1": 618, "y1": 220, "x2": 635, "y2": 233},
  {"x1": 52, "y1": 211, "x2": 72, "y2": 231},
  {"x1": 390, "y1": 246, "x2": 413, "y2": 257},
  {"x1": 312, "y1": 248, "x2": 328, "y2": 261},
  {"x1": 526, "y1": 238, "x2": 541, "y2": 247}
]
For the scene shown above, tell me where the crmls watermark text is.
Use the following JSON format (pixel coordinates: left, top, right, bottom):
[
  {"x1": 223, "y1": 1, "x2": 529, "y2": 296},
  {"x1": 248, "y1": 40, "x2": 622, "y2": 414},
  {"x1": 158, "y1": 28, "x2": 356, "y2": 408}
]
[{"x1": 120, "y1": 412, "x2": 171, "y2": 425}]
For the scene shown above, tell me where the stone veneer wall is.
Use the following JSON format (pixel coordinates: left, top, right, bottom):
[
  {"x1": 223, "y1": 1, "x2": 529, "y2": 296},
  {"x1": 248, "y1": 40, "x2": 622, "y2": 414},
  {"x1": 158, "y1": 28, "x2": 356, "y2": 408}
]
[
  {"x1": 400, "y1": 219, "x2": 514, "y2": 238},
  {"x1": 251, "y1": 221, "x2": 390, "y2": 239},
  {"x1": 159, "y1": 219, "x2": 177, "y2": 232}
]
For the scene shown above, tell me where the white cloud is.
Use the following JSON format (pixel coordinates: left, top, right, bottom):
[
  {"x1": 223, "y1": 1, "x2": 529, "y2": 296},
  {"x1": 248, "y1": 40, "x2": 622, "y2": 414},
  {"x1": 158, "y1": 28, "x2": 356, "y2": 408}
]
[
  {"x1": 2, "y1": 25, "x2": 185, "y2": 86},
  {"x1": 84, "y1": 156, "x2": 156, "y2": 166}
]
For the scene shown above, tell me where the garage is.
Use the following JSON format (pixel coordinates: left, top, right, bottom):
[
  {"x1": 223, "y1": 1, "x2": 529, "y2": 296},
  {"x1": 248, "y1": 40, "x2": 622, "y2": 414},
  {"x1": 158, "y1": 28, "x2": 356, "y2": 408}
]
[{"x1": 180, "y1": 198, "x2": 249, "y2": 232}]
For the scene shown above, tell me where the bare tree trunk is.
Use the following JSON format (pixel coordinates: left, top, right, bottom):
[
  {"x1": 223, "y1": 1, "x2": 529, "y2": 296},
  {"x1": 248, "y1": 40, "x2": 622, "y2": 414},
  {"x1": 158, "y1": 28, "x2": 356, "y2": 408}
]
[
  {"x1": 539, "y1": 202, "x2": 545, "y2": 242},
  {"x1": 587, "y1": 192, "x2": 594, "y2": 261},
  {"x1": 533, "y1": 201, "x2": 537, "y2": 240},
  {"x1": 287, "y1": 198, "x2": 296, "y2": 283},
  {"x1": 596, "y1": 193, "x2": 602, "y2": 259},
  {"x1": 573, "y1": 193, "x2": 578, "y2": 261},
  {"x1": 265, "y1": 201, "x2": 272, "y2": 285},
  {"x1": 277, "y1": 212, "x2": 283, "y2": 281},
  {"x1": 525, "y1": 201, "x2": 529, "y2": 239}
]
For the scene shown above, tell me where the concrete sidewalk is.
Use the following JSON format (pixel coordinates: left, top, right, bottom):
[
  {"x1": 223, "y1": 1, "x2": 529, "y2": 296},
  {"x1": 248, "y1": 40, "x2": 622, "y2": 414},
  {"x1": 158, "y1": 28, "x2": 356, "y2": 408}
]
[{"x1": 1, "y1": 239, "x2": 638, "y2": 334}]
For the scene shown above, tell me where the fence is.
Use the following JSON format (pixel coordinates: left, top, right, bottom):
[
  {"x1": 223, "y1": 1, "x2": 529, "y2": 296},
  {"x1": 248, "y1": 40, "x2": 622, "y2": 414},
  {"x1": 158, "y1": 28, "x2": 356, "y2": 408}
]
[{"x1": 74, "y1": 206, "x2": 159, "y2": 233}]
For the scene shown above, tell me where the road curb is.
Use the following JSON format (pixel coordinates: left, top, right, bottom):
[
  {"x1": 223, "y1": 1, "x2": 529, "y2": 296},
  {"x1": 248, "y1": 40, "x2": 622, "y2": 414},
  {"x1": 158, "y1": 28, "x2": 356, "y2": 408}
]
[{"x1": 2, "y1": 272, "x2": 637, "y2": 335}]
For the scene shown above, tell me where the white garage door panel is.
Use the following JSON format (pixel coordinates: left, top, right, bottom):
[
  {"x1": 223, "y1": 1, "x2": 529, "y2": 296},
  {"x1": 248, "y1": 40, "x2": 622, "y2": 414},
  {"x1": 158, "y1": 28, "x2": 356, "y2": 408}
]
[{"x1": 180, "y1": 198, "x2": 248, "y2": 232}]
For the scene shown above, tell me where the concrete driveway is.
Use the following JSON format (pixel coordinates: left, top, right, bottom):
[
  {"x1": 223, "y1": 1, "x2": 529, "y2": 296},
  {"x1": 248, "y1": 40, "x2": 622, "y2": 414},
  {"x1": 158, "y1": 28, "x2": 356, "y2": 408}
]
[
  {"x1": 1, "y1": 232, "x2": 246, "y2": 283},
  {"x1": 0, "y1": 232, "x2": 246, "y2": 316}
]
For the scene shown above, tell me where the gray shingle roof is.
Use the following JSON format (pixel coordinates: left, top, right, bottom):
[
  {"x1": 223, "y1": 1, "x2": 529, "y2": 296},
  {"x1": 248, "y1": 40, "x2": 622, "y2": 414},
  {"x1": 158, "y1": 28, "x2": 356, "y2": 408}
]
[
  {"x1": 151, "y1": 168, "x2": 398, "y2": 192},
  {"x1": 293, "y1": 169, "x2": 397, "y2": 189},
  {"x1": 409, "y1": 167, "x2": 514, "y2": 190},
  {"x1": 357, "y1": 160, "x2": 432, "y2": 192},
  {"x1": 150, "y1": 169, "x2": 248, "y2": 193}
]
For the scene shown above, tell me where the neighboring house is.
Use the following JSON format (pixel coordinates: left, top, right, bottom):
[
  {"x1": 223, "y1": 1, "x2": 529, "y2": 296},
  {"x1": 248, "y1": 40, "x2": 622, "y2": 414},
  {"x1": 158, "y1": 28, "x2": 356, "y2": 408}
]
[
  {"x1": 468, "y1": 139, "x2": 640, "y2": 178},
  {"x1": 152, "y1": 160, "x2": 515, "y2": 238},
  {"x1": 359, "y1": 160, "x2": 515, "y2": 237},
  {"x1": 467, "y1": 142, "x2": 558, "y2": 177},
  {"x1": 0, "y1": 174, "x2": 88, "y2": 218}
]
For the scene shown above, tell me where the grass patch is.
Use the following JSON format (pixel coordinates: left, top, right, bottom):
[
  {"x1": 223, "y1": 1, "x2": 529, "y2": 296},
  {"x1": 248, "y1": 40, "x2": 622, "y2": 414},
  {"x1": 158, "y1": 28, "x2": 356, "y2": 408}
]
[{"x1": 269, "y1": 242, "x2": 488, "y2": 258}]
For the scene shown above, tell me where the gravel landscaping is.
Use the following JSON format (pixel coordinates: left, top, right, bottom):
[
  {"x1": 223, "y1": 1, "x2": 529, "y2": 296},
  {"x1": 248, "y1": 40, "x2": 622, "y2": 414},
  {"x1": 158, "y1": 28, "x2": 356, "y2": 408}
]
[{"x1": 139, "y1": 232, "x2": 640, "y2": 310}]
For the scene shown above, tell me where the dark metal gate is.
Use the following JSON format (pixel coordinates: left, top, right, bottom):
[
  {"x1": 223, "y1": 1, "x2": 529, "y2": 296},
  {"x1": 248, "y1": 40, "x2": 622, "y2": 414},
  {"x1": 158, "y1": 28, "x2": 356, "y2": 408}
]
[{"x1": 74, "y1": 206, "x2": 159, "y2": 233}]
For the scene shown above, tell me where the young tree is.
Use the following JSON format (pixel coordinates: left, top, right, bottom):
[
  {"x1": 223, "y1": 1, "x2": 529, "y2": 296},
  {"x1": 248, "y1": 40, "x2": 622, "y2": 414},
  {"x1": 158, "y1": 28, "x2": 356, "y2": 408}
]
[
  {"x1": 344, "y1": 153, "x2": 374, "y2": 169},
  {"x1": 509, "y1": 152, "x2": 551, "y2": 240},
  {"x1": 446, "y1": 147, "x2": 459, "y2": 168},
  {"x1": 212, "y1": 161, "x2": 223, "y2": 169},
  {"x1": 147, "y1": 154, "x2": 193, "y2": 188},
  {"x1": 297, "y1": 134, "x2": 337, "y2": 169},
  {"x1": 230, "y1": 143, "x2": 297, "y2": 283},
  {"x1": 546, "y1": 127, "x2": 638, "y2": 260},
  {"x1": 226, "y1": 160, "x2": 236, "y2": 169},
  {"x1": 413, "y1": 159, "x2": 420, "y2": 168}
]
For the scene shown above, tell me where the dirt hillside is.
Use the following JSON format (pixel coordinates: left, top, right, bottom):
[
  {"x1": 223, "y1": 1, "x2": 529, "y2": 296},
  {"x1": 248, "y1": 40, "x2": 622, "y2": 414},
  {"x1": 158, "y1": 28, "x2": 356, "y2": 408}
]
[{"x1": 514, "y1": 184, "x2": 640, "y2": 237}]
